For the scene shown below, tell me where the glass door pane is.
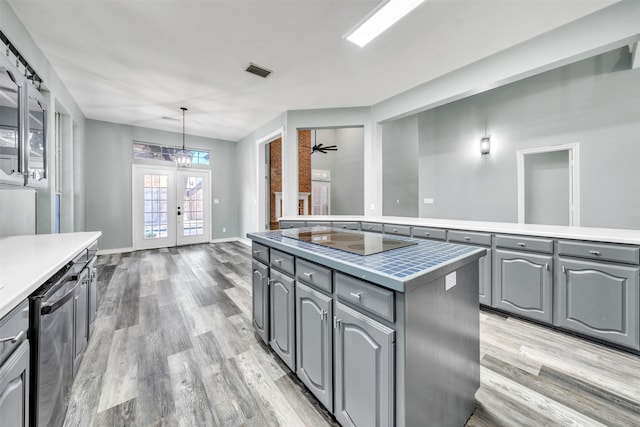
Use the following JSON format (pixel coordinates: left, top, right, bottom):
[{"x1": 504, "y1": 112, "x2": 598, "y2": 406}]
[
  {"x1": 0, "y1": 62, "x2": 23, "y2": 183},
  {"x1": 176, "y1": 170, "x2": 210, "y2": 246},
  {"x1": 133, "y1": 166, "x2": 176, "y2": 250}
]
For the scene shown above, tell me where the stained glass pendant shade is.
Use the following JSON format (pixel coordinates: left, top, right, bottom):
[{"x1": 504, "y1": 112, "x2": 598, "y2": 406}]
[{"x1": 175, "y1": 107, "x2": 193, "y2": 168}]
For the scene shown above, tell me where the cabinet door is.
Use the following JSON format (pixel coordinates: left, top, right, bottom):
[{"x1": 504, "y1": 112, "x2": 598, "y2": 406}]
[
  {"x1": 0, "y1": 341, "x2": 29, "y2": 427},
  {"x1": 334, "y1": 302, "x2": 394, "y2": 427},
  {"x1": 555, "y1": 258, "x2": 639, "y2": 349},
  {"x1": 252, "y1": 260, "x2": 269, "y2": 344},
  {"x1": 270, "y1": 270, "x2": 295, "y2": 370},
  {"x1": 493, "y1": 250, "x2": 553, "y2": 323},
  {"x1": 478, "y1": 248, "x2": 492, "y2": 306},
  {"x1": 296, "y1": 282, "x2": 332, "y2": 411}
]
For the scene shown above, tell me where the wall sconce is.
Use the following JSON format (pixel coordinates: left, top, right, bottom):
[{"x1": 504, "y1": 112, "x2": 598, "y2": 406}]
[{"x1": 480, "y1": 136, "x2": 491, "y2": 155}]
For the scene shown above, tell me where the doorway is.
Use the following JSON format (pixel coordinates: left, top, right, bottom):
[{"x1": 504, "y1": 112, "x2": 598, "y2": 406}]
[
  {"x1": 517, "y1": 144, "x2": 580, "y2": 226},
  {"x1": 132, "y1": 165, "x2": 211, "y2": 250}
]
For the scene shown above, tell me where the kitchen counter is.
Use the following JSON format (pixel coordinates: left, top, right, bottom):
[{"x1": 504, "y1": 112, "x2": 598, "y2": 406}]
[
  {"x1": 280, "y1": 215, "x2": 640, "y2": 245},
  {"x1": 248, "y1": 227, "x2": 486, "y2": 292},
  {"x1": 0, "y1": 231, "x2": 102, "y2": 318}
]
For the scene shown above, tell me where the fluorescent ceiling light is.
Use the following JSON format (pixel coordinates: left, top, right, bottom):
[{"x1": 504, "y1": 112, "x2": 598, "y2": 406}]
[{"x1": 346, "y1": 0, "x2": 425, "y2": 47}]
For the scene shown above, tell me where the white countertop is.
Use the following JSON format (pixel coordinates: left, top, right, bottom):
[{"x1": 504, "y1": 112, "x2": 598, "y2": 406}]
[
  {"x1": 0, "y1": 231, "x2": 102, "y2": 319},
  {"x1": 280, "y1": 216, "x2": 640, "y2": 245}
]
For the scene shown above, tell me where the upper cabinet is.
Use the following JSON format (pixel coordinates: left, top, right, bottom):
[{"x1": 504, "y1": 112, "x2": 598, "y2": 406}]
[
  {"x1": 26, "y1": 87, "x2": 47, "y2": 187},
  {"x1": 0, "y1": 55, "x2": 25, "y2": 186},
  {"x1": 0, "y1": 52, "x2": 48, "y2": 189}
]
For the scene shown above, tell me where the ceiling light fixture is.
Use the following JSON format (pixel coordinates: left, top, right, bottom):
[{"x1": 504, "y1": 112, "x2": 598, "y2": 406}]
[
  {"x1": 175, "y1": 107, "x2": 192, "y2": 168},
  {"x1": 480, "y1": 136, "x2": 491, "y2": 155},
  {"x1": 345, "y1": 0, "x2": 425, "y2": 47}
]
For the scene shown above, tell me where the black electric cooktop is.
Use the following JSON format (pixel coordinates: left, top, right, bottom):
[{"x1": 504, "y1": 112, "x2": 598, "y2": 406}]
[{"x1": 282, "y1": 228, "x2": 417, "y2": 256}]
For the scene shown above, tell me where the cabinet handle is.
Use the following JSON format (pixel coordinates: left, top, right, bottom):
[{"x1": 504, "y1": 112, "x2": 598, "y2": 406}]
[
  {"x1": 545, "y1": 263, "x2": 549, "y2": 271},
  {"x1": 424, "y1": 232, "x2": 430, "y2": 236},
  {"x1": 303, "y1": 272, "x2": 313, "y2": 278},
  {"x1": 464, "y1": 236, "x2": 471, "y2": 241},
  {"x1": 334, "y1": 317, "x2": 342, "y2": 329},
  {"x1": 253, "y1": 250, "x2": 262, "y2": 255},
  {"x1": 367, "y1": 226, "x2": 373, "y2": 230},
  {"x1": 1, "y1": 330, "x2": 25, "y2": 344},
  {"x1": 517, "y1": 242, "x2": 526, "y2": 247},
  {"x1": 392, "y1": 229, "x2": 398, "y2": 233},
  {"x1": 274, "y1": 259, "x2": 283, "y2": 264},
  {"x1": 562, "y1": 266, "x2": 566, "y2": 274},
  {"x1": 350, "y1": 292, "x2": 362, "y2": 300},
  {"x1": 321, "y1": 309, "x2": 327, "y2": 320},
  {"x1": 342, "y1": 225, "x2": 347, "y2": 229},
  {"x1": 589, "y1": 250, "x2": 601, "y2": 256}
]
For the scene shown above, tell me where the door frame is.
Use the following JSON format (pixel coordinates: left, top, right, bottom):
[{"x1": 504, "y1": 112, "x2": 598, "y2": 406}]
[
  {"x1": 516, "y1": 143, "x2": 580, "y2": 226},
  {"x1": 132, "y1": 164, "x2": 212, "y2": 250},
  {"x1": 256, "y1": 127, "x2": 284, "y2": 231}
]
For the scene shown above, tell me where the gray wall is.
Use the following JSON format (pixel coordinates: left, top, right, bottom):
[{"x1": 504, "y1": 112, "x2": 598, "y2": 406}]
[
  {"x1": 85, "y1": 120, "x2": 237, "y2": 250},
  {"x1": 311, "y1": 127, "x2": 364, "y2": 215},
  {"x1": 382, "y1": 115, "x2": 419, "y2": 217},
  {"x1": 413, "y1": 47, "x2": 640, "y2": 229},
  {"x1": 0, "y1": 0, "x2": 87, "y2": 236}
]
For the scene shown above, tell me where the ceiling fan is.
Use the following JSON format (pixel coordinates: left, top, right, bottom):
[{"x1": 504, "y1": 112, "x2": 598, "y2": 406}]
[{"x1": 311, "y1": 130, "x2": 337, "y2": 154}]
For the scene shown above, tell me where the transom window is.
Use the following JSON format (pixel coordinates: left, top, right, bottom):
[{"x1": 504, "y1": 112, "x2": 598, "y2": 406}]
[{"x1": 133, "y1": 141, "x2": 210, "y2": 165}]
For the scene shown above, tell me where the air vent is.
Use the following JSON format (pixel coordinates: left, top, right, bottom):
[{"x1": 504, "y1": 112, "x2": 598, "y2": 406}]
[{"x1": 246, "y1": 63, "x2": 272, "y2": 78}]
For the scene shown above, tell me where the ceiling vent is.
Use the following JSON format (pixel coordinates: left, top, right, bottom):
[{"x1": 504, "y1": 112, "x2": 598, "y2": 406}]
[{"x1": 246, "y1": 63, "x2": 272, "y2": 78}]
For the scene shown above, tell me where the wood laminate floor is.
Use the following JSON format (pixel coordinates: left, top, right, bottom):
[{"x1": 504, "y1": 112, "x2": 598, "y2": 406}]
[{"x1": 64, "y1": 243, "x2": 640, "y2": 427}]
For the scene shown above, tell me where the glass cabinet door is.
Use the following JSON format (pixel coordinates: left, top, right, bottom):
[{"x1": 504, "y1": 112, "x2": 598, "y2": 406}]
[
  {"x1": 27, "y1": 88, "x2": 46, "y2": 185},
  {"x1": 0, "y1": 58, "x2": 24, "y2": 184}
]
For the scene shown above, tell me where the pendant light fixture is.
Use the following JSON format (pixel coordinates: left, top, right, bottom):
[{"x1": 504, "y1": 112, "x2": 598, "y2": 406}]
[{"x1": 175, "y1": 107, "x2": 193, "y2": 168}]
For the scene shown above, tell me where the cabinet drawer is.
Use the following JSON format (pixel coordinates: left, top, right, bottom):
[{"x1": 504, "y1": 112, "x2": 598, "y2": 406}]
[
  {"x1": 280, "y1": 220, "x2": 305, "y2": 229},
  {"x1": 411, "y1": 226, "x2": 446, "y2": 241},
  {"x1": 448, "y1": 230, "x2": 492, "y2": 246},
  {"x1": 336, "y1": 273, "x2": 394, "y2": 322},
  {"x1": 496, "y1": 235, "x2": 554, "y2": 254},
  {"x1": 296, "y1": 258, "x2": 332, "y2": 293},
  {"x1": 270, "y1": 249, "x2": 295, "y2": 276},
  {"x1": 360, "y1": 222, "x2": 383, "y2": 233},
  {"x1": 252, "y1": 242, "x2": 269, "y2": 264},
  {"x1": 307, "y1": 221, "x2": 332, "y2": 227},
  {"x1": 383, "y1": 224, "x2": 411, "y2": 237},
  {"x1": 0, "y1": 300, "x2": 29, "y2": 366},
  {"x1": 332, "y1": 221, "x2": 359, "y2": 230},
  {"x1": 558, "y1": 241, "x2": 640, "y2": 265}
]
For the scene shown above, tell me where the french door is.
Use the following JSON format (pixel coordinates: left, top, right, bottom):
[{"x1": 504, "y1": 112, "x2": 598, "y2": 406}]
[{"x1": 132, "y1": 165, "x2": 211, "y2": 250}]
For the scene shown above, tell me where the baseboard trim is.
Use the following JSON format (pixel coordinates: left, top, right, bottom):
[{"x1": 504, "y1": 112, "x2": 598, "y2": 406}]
[
  {"x1": 237, "y1": 237, "x2": 251, "y2": 246},
  {"x1": 97, "y1": 247, "x2": 134, "y2": 256},
  {"x1": 209, "y1": 237, "x2": 241, "y2": 244}
]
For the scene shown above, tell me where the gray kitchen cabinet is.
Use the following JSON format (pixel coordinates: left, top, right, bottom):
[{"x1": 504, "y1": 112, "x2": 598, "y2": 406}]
[
  {"x1": 252, "y1": 260, "x2": 270, "y2": 344},
  {"x1": 269, "y1": 269, "x2": 296, "y2": 370},
  {"x1": 280, "y1": 220, "x2": 306, "y2": 229},
  {"x1": 295, "y1": 282, "x2": 333, "y2": 411},
  {"x1": 0, "y1": 341, "x2": 30, "y2": 427},
  {"x1": 478, "y1": 248, "x2": 492, "y2": 306},
  {"x1": 334, "y1": 302, "x2": 394, "y2": 427},
  {"x1": 493, "y1": 249, "x2": 553, "y2": 323},
  {"x1": 555, "y1": 258, "x2": 639, "y2": 349},
  {"x1": 0, "y1": 300, "x2": 30, "y2": 427},
  {"x1": 449, "y1": 230, "x2": 492, "y2": 305}
]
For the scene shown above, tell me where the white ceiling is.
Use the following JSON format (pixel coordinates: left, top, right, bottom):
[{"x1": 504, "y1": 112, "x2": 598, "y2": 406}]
[{"x1": 9, "y1": 0, "x2": 619, "y2": 141}]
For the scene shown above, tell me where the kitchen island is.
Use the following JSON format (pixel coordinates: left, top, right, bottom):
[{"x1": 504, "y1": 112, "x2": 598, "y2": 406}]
[{"x1": 247, "y1": 227, "x2": 486, "y2": 427}]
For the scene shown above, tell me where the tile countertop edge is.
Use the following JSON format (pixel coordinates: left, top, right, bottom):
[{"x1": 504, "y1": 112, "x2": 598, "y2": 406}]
[
  {"x1": 0, "y1": 231, "x2": 102, "y2": 319},
  {"x1": 279, "y1": 216, "x2": 640, "y2": 246},
  {"x1": 247, "y1": 232, "x2": 485, "y2": 293}
]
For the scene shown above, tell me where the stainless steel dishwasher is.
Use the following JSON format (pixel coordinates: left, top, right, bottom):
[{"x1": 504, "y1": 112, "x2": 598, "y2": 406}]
[{"x1": 29, "y1": 262, "x2": 78, "y2": 427}]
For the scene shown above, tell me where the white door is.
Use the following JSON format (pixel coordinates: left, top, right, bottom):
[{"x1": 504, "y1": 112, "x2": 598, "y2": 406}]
[{"x1": 133, "y1": 165, "x2": 210, "y2": 250}]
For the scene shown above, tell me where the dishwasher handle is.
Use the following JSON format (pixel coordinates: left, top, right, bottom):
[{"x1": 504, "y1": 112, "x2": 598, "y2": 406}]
[{"x1": 41, "y1": 282, "x2": 78, "y2": 315}]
